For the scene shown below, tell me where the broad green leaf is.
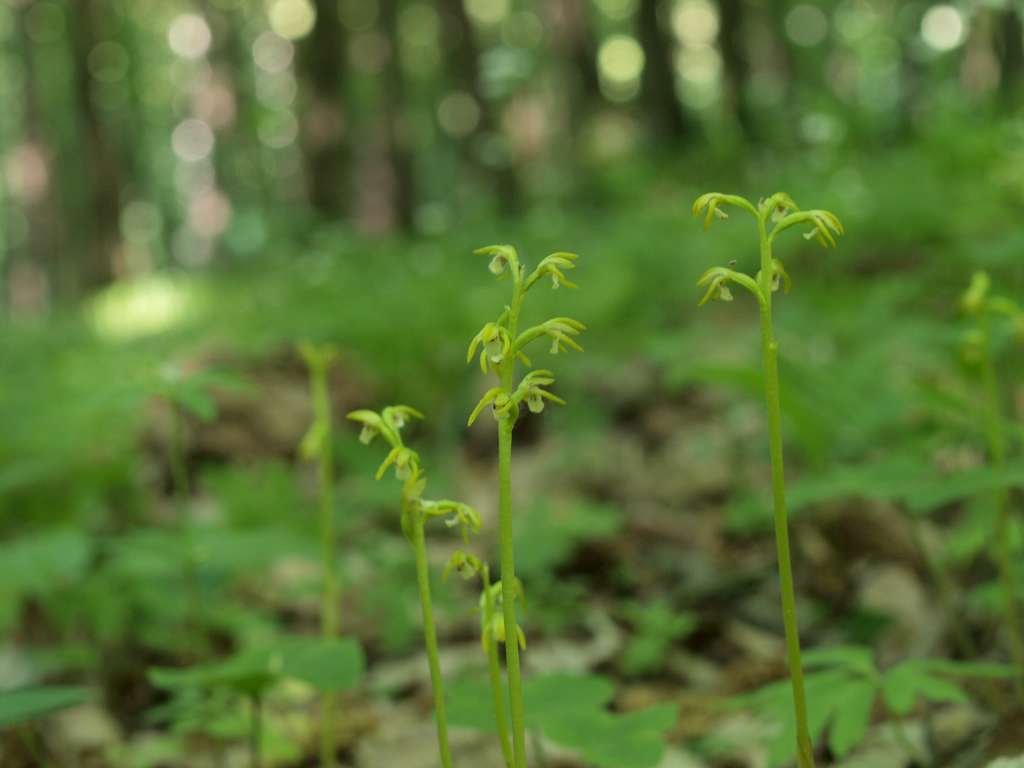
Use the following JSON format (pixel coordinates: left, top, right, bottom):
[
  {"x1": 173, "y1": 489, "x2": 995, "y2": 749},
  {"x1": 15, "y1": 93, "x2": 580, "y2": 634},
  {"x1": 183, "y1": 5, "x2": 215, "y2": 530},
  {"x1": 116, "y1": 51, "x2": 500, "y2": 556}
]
[
  {"x1": 828, "y1": 679, "x2": 876, "y2": 757},
  {"x1": 449, "y1": 674, "x2": 675, "y2": 768},
  {"x1": 880, "y1": 664, "x2": 918, "y2": 715},
  {"x1": 802, "y1": 645, "x2": 875, "y2": 676},
  {"x1": 274, "y1": 636, "x2": 365, "y2": 692},
  {"x1": 0, "y1": 686, "x2": 91, "y2": 727}
]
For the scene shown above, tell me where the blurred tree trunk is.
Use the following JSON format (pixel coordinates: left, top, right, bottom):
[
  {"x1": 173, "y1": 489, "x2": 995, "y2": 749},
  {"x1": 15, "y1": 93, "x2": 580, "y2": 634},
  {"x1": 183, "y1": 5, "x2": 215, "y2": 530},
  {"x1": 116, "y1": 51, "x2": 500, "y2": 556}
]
[
  {"x1": 7, "y1": 2, "x2": 62, "y2": 309},
  {"x1": 69, "y1": 0, "x2": 122, "y2": 291},
  {"x1": 380, "y1": 0, "x2": 415, "y2": 230},
  {"x1": 717, "y1": 0, "x2": 756, "y2": 139},
  {"x1": 438, "y1": 0, "x2": 522, "y2": 213},
  {"x1": 545, "y1": 0, "x2": 602, "y2": 130},
  {"x1": 998, "y1": 6, "x2": 1024, "y2": 103},
  {"x1": 297, "y1": 0, "x2": 350, "y2": 217},
  {"x1": 636, "y1": 0, "x2": 694, "y2": 141}
]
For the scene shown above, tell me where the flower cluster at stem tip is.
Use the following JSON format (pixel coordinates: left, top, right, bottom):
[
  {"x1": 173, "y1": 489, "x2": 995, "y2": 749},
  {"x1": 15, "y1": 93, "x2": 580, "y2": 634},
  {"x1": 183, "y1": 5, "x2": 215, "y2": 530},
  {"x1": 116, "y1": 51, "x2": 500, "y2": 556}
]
[
  {"x1": 467, "y1": 245, "x2": 585, "y2": 427},
  {"x1": 444, "y1": 551, "x2": 527, "y2": 651},
  {"x1": 691, "y1": 192, "x2": 844, "y2": 307},
  {"x1": 347, "y1": 406, "x2": 482, "y2": 542}
]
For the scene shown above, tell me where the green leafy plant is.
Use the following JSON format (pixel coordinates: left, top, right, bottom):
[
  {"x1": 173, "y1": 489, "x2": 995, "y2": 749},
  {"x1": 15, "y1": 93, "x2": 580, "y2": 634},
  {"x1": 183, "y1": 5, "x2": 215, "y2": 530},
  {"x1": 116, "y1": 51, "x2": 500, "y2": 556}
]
[
  {"x1": 148, "y1": 364, "x2": 250, "y2": 643},
  {"x1": 958, "y1": 271, "x2": 1024, "y2": 694},
  {"x1": 467, "y1": 244, "x2": 584, "y2": 768},
  {"x1": 347, "y1": 405, "x2": 482, "y2": 768},
  {"x1": 447, "y1": 672, "x2": 677, "y2": 768},
  {"x1": 733, "y1": 645, "x2": 1014, "y2": 766},
  {"x1": 298, "y1": 342, "x2": 343, "y2": 768},
  {"x1": 0, "y1": 685, "x2": 91, "y2": 728},
  {"x1": 149, "y1": 636, "x2": 364, "y2": 768},
  {"x1": 692, "y1": 192, "x2": 844, "y2": 767},
  {"x1": 621, "y1": 598, "x2": 698, "y2": 677}
]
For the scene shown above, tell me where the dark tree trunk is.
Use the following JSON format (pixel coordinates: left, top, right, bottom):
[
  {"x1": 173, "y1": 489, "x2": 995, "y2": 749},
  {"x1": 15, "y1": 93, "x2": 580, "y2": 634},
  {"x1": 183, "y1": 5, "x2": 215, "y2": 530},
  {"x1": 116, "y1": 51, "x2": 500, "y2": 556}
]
[
  {"x1": 636, "y1": 0, "x2": 693, "y2": 142},
  {"x1": 69, "y1": 0, "x2": 122, "y2": 291},
  {"x1": 7, "y1": 2, "x2": 62, "y2": 310},
  {"x1": 998, "y1": 7, "x2": 1024, "y2": 103},
  {"x1": 297, "y1": 0, "x2": 350, "y2": 217},
  {"x1": 717, "y1": 0, "x2": 757, "y2": 140},
  {"x1": 379, "y1": 0, "x2": 415, "y2": 231},
  {"x1": 545, "y1": 0, "x2": 602, "y2": 138},
  {"x1": 438, "y1": 0, "x2": 522, "y2": 213}
]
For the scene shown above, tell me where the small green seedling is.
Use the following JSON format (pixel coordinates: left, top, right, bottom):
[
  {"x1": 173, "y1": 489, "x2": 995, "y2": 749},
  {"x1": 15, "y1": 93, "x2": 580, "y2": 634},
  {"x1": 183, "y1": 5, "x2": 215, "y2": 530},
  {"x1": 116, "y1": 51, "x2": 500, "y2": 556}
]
[
  {"x1": 733, "y1": 645, "x2": 1014, "y2": 766},
  {"x1": 959, "y1": 271, "x2": 1024, "y2": 695},
  {"x1": 298, "y1": 342, "x2": 344, "y2": 768},
  {"x1": 467, "y1": 244, "x2": 584, "y2": 768},
  {"x1": 347, "y1": 406, "x2": 481, "y2": 768},
  {"x1": 149, "y1": 635, "x2": 364, "y2": 768},
  {"x1": 692, "y1": 192, "x2": 844, "y2": 768}
]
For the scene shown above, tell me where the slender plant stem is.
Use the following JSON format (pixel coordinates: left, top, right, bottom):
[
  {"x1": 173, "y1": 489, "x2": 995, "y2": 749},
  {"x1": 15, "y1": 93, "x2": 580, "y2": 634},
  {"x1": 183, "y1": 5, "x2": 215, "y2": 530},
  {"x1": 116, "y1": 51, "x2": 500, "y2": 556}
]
[
  {"x1": 497, "y1": 275, "x2": 528, "y2": 768},
  {"x1": 311, "y1": 363, "x2": 340, "y2": 768},
  {"x1": 483, "y1": 568, "x2": 514, "y2": 768},
  {"x1": 498, "y1": 415, "x2": 527, "y2": 768},
  {"x1": 250, "y1": 693, "x2": 263, "y2": 768},
  {"x1": 978, "y1": 330, "x2": 1024, "y2": 699},
  {"x1": 758, "y1": 223, "x2": 814, "y2": 768},
  {"x1": 411, "y1": 518, "x2": 454, "y2": 768}
]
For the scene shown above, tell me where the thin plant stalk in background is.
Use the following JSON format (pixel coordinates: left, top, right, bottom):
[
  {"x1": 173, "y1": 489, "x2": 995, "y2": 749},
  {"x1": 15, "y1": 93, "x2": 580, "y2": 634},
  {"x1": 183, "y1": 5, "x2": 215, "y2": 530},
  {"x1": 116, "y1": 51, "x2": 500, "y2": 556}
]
[
  {"x1": 299, "y1": 343, "x2": 342, "y2": 768},
  {"x1": 960, "y1": 272, "x2": 1024, "y2": 697},
  {"x1": 348, "y1": 406, "x2": 482, "y2": 768},
  {"x1": 467, "y1": 244, "x2": 584, "y2": 768},
  {"x1": 692, "y1": 192, "x2": 844, "y2": 768}
]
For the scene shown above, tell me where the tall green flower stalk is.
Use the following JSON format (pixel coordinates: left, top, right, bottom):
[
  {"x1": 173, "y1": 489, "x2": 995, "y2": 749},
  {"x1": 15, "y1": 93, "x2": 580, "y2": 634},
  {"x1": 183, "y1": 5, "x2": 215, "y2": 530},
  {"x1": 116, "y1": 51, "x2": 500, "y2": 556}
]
[
  {"x1": 298, "y1": 343, "x2": 342, "y2": 768},
  {"x1": 445, "y1": 552, "x2": 517, "y2": 768},
  {"x1": 348, "y1": 406, "x2": 482, "y2": 768},
  {"x1": 467, "y1": 245, "x2": 584, "y2": 768},
  {"x1": 692, "y1": 193, "x2": 844, "y2": 768},
  {"x1": 960, "y1": 272, "x2": 1024, "y2": 697}
]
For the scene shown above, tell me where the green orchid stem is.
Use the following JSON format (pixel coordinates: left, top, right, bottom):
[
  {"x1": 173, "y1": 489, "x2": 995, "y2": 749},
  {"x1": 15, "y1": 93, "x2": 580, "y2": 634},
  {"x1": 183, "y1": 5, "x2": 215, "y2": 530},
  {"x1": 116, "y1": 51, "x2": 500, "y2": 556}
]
[
  {"x1": 978, "y1": 328, "x2": 1024, "y2": 700},
  {"x1": 483, "y1": 569, "x2": 515, "y2": 768},
  {"x1": 496, "y1": 268, "x2": 529, "y2": 768},
  {"x1": 310, "y1": 362, "x2": 340, "y2": 768},
  {"x1": 499, "y1": 414, "x2": 528, "y2": 768},
  {"x1": 411, "y1": 518, "x2": 454, "y2": 768},
  {"x1": 758, "y1": 220, "x2": 815, "y2": 768}
]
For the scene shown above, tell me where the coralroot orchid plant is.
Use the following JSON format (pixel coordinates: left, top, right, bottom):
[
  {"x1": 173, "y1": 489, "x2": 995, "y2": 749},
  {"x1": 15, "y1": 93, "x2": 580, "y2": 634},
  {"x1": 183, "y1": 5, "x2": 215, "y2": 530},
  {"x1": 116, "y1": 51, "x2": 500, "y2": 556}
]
[
  {"x1": 347, "y1": 406, "x2": 481, "y2": 768},
  {"x1": 692, "y1": 192, "x2": 844, "y2": 768},
  {"x1": 959, "y1": 271, "x2": 1024, "y2": 696},
  {"x1": 298, "y1": 342, "x2": 342, "y2": 768},
  {"x1": 445, "y1": 551, "x2": 519, "y2": 768},
  {"x1": 467, "y1": 244, "x2": 584, "y2": 768}
]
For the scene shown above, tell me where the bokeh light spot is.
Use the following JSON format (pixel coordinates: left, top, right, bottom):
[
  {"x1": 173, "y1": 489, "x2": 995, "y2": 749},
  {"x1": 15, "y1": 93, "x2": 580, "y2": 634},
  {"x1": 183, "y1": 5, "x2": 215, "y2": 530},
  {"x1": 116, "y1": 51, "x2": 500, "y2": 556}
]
[
  {"x1": 466, "y1": 0, "x2": 510, "y2": 25},
  {"x1": 168, "y1": 13, "x2": 212, "y2": 60},
  {"x1": 785, "y1": 4, "x2": 828, "y2": 47},
  {"x1": 672, "y1": 0, "x2": 719, "y2": 48},
  {"x1": 921, "y1": 4, "x2": 965, "y2": 51},
  {"x1": 172, "y1": 118, "x2": 215, "y2": 162},
  {"x1": 268, "y1": 0, "x2": 317, "y2": 40},
  {"x1": 437, "y1": 92, "x2": 481, "y2": 138},
  {"x1": 252, "y1": 31, "x2": 294, "y2": 73},
  {"x1": 88, "y1": 41, "x2": 130, "y2": 84},
  {"x1": 599, "y1": 35, "x2": 645, "y2": 85}
]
